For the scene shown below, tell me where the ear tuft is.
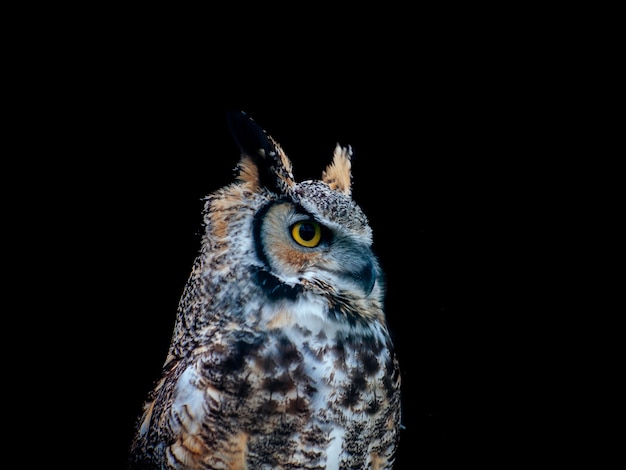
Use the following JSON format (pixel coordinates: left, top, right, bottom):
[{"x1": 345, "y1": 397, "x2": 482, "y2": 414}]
[
  {"x1": 226, "y1": 111, "x2": 294, "y2": 194},
  {"x1": 322, "y1": 144, "x2": 353, "y2": 197}
]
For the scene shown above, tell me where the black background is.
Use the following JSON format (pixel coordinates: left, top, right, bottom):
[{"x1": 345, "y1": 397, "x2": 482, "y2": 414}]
[
  {"x1": 101, "y1": 90, "x2": 532, "y2": 468},
  {"x1": 35, "y1": 19, "x2": 585, "y2": 468}
]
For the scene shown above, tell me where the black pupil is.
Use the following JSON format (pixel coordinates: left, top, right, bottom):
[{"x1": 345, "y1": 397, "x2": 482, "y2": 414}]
[{"x1": 299, "y1": 223, "x2": 316, "y2": 241}]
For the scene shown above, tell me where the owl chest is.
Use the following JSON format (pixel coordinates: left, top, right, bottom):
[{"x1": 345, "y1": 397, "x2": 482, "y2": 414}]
[{"x1": 207, "y1": 325, "x2": 391, "y2": 430}]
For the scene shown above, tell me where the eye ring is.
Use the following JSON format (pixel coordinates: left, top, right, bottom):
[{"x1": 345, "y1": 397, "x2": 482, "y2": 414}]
[{"x1": 291, "y1": 221, "x2": 322, "y2": 247}]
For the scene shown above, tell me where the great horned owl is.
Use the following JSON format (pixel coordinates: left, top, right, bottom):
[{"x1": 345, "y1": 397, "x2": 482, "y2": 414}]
[{"x1": 128, "y1": 111, "x2": 402, "y2": 469}]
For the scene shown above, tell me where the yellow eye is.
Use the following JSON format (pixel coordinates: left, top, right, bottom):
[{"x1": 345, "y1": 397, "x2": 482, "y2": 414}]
[{"x1": 291, "y1": 221, "x2": 322, "y2": 247}]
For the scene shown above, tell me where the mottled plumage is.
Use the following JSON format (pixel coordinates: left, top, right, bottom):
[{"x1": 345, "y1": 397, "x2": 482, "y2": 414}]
[{"x1": 128, "y1": 111, "x2": 402, "y2": 469}]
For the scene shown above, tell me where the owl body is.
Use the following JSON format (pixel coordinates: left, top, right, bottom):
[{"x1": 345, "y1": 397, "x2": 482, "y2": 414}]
[{"x1": 129, "y1": 112, "x2": 401, "y2": 469}]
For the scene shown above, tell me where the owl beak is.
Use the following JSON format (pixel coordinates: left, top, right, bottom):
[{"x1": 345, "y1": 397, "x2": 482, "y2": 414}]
[{"x1": 349, "y1": 255, "x2": 377, "y2": 296}]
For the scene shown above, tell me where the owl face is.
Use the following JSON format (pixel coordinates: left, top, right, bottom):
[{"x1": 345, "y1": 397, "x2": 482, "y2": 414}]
[{"x1": 257, "y1": 182, "x2": 377, "y2": 297}]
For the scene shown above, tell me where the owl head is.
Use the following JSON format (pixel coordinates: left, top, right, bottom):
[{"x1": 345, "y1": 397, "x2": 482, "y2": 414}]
[{"x1": 188, "y1": 111, "x2": 385, "y2": 336}]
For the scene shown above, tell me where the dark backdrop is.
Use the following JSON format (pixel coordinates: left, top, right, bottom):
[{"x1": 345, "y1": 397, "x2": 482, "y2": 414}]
[
  {"x1": 103, "y1": 97, "x2": 531, "y2": 468},
  {"x1": 20, "y1": 5, "x2": 612, "y2": 466},
  {"x1": 56, "y1": 39, "x2": 552, "y2": 468}
]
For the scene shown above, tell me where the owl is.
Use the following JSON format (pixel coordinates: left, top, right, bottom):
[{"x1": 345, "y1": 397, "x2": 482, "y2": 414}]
[{"x1": 128, "y1": 111, "x2": 402, "y2": 469}]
